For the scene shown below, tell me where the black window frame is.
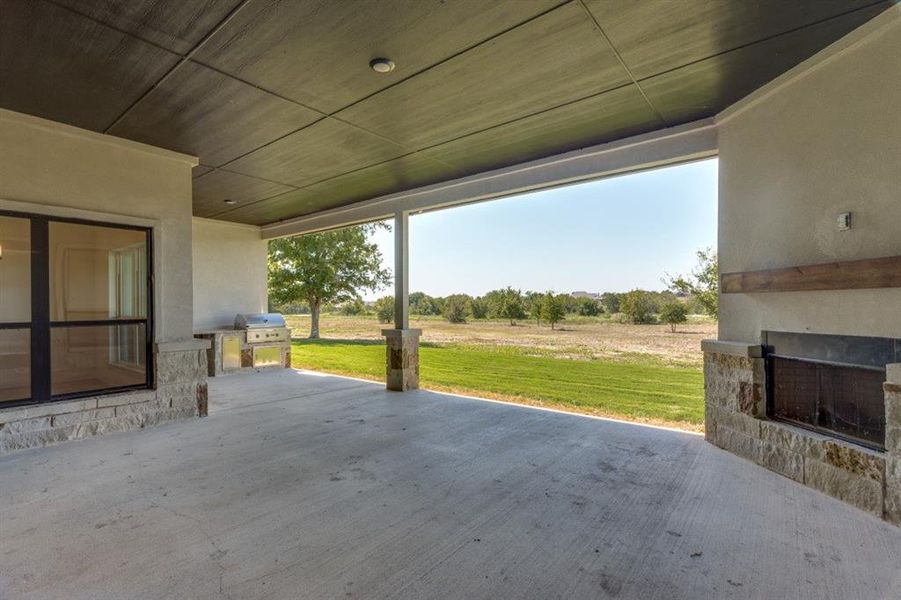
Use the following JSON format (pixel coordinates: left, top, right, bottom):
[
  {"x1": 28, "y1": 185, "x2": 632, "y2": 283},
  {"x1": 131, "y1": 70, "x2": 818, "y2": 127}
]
[{"x1": 0, "y1": 209, "x2": 154, "y2": 408}]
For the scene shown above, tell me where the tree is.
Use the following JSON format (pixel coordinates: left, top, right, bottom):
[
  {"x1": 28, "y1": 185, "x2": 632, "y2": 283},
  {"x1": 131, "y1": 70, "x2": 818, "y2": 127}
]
[
  {"x1": 576, "y1": 297, "x2": 601, "y2": 317},
  {"x1": 620, "y1": 290, "x2": 656, "y2": 324},
  {"x1": 665, "y1": 248, "x2": 719, "y2": 318},
  {"x1": 524, "y1": 291, "x2": 544, "y2": 325},
  {"x1": 659, "y1": 301, "x2": 688, "y2": 333},
  {"x1": 410, "y1": 292, "x2": 441, "y2": 316},
  {"x1": 268, "y1": 223, "x2": 391, "y2": 338},
  {"x1": 470, "y1": 297, "x2": 489, "y2": 319},
  {"x1": 442, "y1": 294, "x2": 471, "y2": 323},
  {"x1": 340, "y1": 297, "x2": 366, "y2": 316},
  {"x1": 541, "y1": 292, "x2": 566, "y2": 330},
  {"x1": 374, "y1": 296, "x2": 394, "y2": 324},
  {"x1": 600, "y1": 292, "x2": 621, "y2": 315},
  {"x1": 486, "y1": 287, "x2": 526, "y2": 325}
]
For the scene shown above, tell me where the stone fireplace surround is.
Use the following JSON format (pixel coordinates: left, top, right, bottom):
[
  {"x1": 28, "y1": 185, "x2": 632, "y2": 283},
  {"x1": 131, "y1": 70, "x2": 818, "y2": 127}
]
[
  {"x1": 703, "y1": 339, "x2": 900, "y2": 525},
  {"x1": 0, "y1": 340, "x2": 209, "y2": 454}
]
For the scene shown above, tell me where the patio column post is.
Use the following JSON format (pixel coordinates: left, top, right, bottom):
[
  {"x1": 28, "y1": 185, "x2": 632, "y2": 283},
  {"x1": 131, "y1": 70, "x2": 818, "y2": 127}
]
[{"x1": 382, "y1": 211, "x2": 420, "y2": 391}]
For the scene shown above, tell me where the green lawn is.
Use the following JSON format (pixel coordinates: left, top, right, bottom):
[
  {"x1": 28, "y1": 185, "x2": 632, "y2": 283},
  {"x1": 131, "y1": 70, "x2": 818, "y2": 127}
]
[{"x1": 291, "y1": 340, "x2": 704, "y2": 429}]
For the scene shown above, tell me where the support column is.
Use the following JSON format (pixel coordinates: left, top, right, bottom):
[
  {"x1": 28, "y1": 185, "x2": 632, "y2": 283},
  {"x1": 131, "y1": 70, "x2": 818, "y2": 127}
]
[
  {"x1": 382, "y1": 211, "x2": 420, "y2": 391},
  {"x1": 885, "y1": 363, "x2": 901, "y2": 525}
]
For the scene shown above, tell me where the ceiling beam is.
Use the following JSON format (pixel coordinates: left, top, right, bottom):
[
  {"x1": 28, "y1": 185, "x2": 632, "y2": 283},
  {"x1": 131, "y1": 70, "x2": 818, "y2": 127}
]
[{"x1": 260, "y1": 118, "x2": 717, "y2": 239}]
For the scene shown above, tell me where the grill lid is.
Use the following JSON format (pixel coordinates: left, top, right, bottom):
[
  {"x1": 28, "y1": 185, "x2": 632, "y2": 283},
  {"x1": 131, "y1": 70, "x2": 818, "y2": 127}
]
[{"x1": 235, "y1": 313, "x2": 286, "y2": 330}]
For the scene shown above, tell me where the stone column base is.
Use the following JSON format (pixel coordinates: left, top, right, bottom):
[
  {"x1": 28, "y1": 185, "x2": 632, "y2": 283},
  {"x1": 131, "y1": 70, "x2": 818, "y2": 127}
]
[{"x1": 382, "y1": 329, "x2": 421, "y2": 391}]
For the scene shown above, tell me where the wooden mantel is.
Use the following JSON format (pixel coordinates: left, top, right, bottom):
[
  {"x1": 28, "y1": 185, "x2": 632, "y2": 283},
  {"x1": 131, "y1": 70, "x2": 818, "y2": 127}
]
[{"x1": 721, "y1": 255, "x2": 901, "y2": 294}]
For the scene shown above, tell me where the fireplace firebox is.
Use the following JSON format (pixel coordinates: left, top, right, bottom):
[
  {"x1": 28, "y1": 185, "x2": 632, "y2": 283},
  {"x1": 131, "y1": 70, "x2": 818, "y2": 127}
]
[{"x1": 764, "y1": 332, "x2": 899, "y2": 451}]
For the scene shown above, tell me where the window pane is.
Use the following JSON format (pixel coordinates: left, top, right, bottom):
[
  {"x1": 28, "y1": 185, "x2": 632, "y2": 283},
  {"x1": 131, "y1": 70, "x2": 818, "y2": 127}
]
[
  {"x1": 51, "y1": 324, "x2": 146, "y2": 396},
  {"x1": 0, "y1": 329, "x2": 30, "y2": 402},
  {"x1": 0, "y1": 215, "x2": 31, "y2": 323},
  {"x1": 49, "y1": 222, "x2": 147, "y2": 321}
]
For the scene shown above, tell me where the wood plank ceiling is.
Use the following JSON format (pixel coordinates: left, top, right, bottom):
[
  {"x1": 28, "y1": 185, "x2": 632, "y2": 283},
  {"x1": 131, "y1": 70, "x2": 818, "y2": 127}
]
[{"x1": 0, "y1": 0, "x2": 893, "y2": 225}]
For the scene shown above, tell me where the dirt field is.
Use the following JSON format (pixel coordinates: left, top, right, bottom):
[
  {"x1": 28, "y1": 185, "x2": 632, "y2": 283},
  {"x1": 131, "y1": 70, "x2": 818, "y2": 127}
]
[{"x1": 285, "y1": 314, "x2": 716, "y2": 368}]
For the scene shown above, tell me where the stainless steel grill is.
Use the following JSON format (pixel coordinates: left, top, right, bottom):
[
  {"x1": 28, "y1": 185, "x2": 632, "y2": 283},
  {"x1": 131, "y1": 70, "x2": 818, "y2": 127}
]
[{"x1": 235, "y1": 313, "x2": 289, "y2": 345}]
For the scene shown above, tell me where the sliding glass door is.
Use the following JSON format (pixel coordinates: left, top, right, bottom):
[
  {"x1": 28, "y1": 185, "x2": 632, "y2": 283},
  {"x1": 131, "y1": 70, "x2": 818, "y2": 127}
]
[
  {"x1": 0, "y1": 215, "x2": 32, "y2": 402},
  {"x1": 0, "y1": 211, "x2": 153, "y2": 406}
]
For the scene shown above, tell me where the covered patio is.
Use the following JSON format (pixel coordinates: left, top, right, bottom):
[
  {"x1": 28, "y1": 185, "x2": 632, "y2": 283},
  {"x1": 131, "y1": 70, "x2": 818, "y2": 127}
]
[{"x1": 2, "y1": 369, "x2": 899, "y2": 599}]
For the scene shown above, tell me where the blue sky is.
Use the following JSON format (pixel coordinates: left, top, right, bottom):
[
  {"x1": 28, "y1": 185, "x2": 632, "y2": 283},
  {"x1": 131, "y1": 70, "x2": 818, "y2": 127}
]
[{"x1": 366, "y1": 158, "x2": 717, "y2": 299}]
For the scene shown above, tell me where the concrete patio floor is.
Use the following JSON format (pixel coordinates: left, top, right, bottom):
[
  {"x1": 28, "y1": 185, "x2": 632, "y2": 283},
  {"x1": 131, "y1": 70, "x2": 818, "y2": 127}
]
[{"x1": 1, "y1": 370, "x2": 899, "y2": 599}]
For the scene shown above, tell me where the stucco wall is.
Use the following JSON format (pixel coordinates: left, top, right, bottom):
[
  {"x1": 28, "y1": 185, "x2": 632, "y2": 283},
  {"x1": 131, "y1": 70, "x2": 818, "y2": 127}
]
[
  {"x1": 717, "y1": 15, "x2": 901, "y2": 343},
  {"x1": 192, "y1": 217, "x2": 268, "y2": 331},
  {"x1": 0, "y1": 108, "x2": 197, "y2": 342}
]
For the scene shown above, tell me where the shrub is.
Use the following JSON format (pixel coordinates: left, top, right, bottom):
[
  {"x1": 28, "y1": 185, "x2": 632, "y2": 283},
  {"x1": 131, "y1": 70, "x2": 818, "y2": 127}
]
[
  {"x1": 374, "y1": 296, "x2": 394, "y2": 324},
  {"x1": 442, "y1": 294, "x2": 472, "y2": 323},
  {"x1": 620, "y1": 290, "x2": 657, "y2": 324},
  {"x1": 659, "y1": 301, "x2": 689, "y2": 332},
  {"x1": 576, "y1": 297, "x2": 601, "y2": 316},
  {"x1": 340, "y1": 298, "x2": 366, "y2": 316}
]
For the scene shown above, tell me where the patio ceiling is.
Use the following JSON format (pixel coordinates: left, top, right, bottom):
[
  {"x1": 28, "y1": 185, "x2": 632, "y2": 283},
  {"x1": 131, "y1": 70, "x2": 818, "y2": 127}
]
[{"x1": 0, "y1": 0, "x2": 892, "y2": 226}]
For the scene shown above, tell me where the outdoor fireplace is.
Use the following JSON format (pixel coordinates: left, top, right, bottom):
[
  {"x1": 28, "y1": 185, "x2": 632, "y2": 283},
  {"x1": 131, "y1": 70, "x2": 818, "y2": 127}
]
[{"x1": 764, "y1": 332, "x2": 898, "y2": 450}]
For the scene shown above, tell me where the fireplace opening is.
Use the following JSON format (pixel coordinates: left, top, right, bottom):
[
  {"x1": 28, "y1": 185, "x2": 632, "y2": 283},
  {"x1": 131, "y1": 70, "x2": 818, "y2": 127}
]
[{"x1": 764, "y1": 332, "x2": 898, "y2": 451}]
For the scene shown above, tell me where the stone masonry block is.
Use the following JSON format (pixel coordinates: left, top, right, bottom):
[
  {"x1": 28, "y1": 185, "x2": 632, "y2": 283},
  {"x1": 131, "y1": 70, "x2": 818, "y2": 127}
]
[
  {"x1": 156, "y1": 350, "x2": 207, "y2": 385},
  {"x1": 804, "y1": 458, "x2": 884, "y2": 517},
  {"x1": 758, "y1": 420, "x2": 825, "y2": 462},
  {"x1": 822, "y1": 441, "x2": 884, "y2": 482},
  {"x1": 96, "y1": 390, "x2": 156, "y2": 408},
  {"x1": 114, "y1": 401, "x2": 168, "y2": 418},
  {"x1": 2, "y1": 416, "x2": 51, "y2": 435},
  {"x1": 0, "y1": 398, "x2": 97, "y2": 423},
  {"x1": 141, "y1": 407, "x2": 197, "y2": 428},
  {"x1": 704, "y1": 404, "x2": 717, "y2": 442},
  {"x1": 756, "y1": 441, "x2": 804, "y2": 482},
  {"x1": 715, "y1": 426, "x2": 759, "y2": 462},
  {"x1": 1, "y1": 427, "x2": 73, "y2": 453},
  {"x1": 51, "y1": 407, "x2": 116, "y2": 428}
]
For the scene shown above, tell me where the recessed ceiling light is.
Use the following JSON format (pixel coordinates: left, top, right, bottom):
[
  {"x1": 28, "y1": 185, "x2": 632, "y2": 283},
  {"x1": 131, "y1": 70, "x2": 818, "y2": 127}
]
[
  {"x1": 369, "y1": 58, "x2": 395, "y2": 73},
  {"x1": 223, "y1": 199, "x2": 237, "y2": 205}
]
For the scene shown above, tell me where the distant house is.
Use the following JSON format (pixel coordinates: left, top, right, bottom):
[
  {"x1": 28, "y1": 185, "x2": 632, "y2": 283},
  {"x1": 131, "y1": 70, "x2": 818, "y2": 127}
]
[{"x1": 570, "y1": 291, "x2": 600, "y2": 300}]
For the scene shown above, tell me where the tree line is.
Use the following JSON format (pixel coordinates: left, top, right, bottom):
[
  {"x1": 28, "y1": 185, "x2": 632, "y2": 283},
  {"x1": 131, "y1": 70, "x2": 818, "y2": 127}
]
[
  {"x1": 268, "y1": 220, "x2": 717, "y2": 338},
  {"x1": 355, "y1": 286, "x2": 707, "y2": 332}
]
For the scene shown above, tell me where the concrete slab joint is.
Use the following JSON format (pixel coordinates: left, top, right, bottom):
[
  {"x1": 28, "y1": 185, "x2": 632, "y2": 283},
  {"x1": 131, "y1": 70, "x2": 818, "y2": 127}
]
[
  {"x1": 0, "y1": 345, "x2": 209, "y2": 454},
  {"x1": 382, "y1": 329, "x2": 421, "y2": 392},
  {"x1": 704, "y1": 343, "x2": 901, "y2": 526}
]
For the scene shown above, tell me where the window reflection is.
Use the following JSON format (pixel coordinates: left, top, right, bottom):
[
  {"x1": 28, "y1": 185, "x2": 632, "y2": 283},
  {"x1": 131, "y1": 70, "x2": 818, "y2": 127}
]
[{"x1": 49, "y1": 222, "x2": 146, "y2": 321}]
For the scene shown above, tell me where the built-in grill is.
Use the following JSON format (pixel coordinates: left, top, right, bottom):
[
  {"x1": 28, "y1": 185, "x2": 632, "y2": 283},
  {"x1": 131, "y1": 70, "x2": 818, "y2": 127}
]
[
  {"x1": 195, "y1": 313, "x2": 292, "y2": 376},
  {"x1": 235, "y1": 313, "x2": 290, "y2": 344},
  {"x1": 234, "y1": 313, "x2": 291, "y2": 368}
]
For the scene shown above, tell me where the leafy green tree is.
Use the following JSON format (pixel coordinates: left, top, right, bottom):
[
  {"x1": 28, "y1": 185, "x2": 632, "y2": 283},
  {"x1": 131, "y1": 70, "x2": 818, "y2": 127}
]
[
  {"x1": 486, "y1": 287, "x2": 526, "y2": 325},
  {"x1": 665, "y1": 247, "x2": 719, "y2": 318},
  {"x1": 340, "y1": 297, "x2": 366, "y2": 316},
  {"x1": 620, "y1": 290, "x2": 657, "y2": 324},
  {"x1": 541, "y1": 292, "x2": 566, "y2": 330},
  {"x1": 374, "y1": 296, "x2": 394, "y2": 324},
  {"x1": 442, "y1": 294, "x2": 472, "y2": 323},
  {"x1": 600, "y1": 292, "x2": 621, "y2": 314},
  {"x1": 409, "y1": 292, "x2": 441, "y2": 316},
  {"x1": 576, "y1": 297, "x2": 601, "y2": 316},
  {"x1": 659, "y1": 301, "x2": 688, "y2": 332},
  {"x1": 470, "y1": 297, "x2": 489, "y2": 319},
  {"x1": 523, "y1": 291, "x2": 544, "y2": 325},
  {"x1": 268, "y1": 223, "x2": 391, "y2": 338}
]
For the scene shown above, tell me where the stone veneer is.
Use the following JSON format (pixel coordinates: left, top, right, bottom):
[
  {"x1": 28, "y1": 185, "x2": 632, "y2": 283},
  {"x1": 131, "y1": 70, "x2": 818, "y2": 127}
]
[
  {"x1": 0, "y1": 340, "x2": 209, "y2": 454},
  {"x1": 382, "y1": 329, "x2": 421, "y2": 391},
  {"x1": 703, "y1": 340, "x2": 901, "y2": 526}
]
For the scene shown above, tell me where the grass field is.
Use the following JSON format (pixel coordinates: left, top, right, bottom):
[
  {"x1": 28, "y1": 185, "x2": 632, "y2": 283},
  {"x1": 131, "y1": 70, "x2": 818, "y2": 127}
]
[{"x1": 288, "y1": 314, "x2": 712, "y2": 431}]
